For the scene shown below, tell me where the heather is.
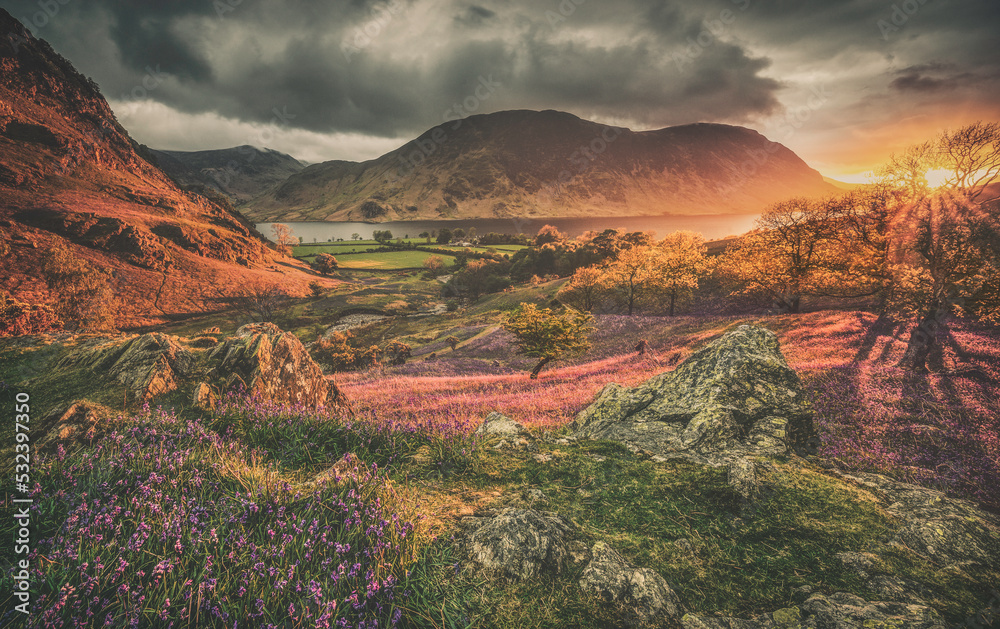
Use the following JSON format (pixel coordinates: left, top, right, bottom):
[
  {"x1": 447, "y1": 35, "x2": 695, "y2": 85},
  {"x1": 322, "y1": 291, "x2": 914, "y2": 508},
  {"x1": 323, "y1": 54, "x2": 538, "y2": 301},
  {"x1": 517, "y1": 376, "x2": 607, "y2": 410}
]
[{"x1": 6, "y1": 404, "x2": 421, "y2": 628}]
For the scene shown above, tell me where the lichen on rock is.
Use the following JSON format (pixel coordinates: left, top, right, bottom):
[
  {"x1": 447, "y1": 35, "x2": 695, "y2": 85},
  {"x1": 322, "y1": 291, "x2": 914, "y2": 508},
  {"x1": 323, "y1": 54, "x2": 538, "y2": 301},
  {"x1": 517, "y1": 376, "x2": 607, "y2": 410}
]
[
  {"x1": 573, "y1": 324, "x2": 816, "y2": 463},
  {"x1": 461, "y1": 508, "x2": 574, "y2": 580},
  {"x1": 579, "y1": 541, "x2": 682, "y2": 626}
]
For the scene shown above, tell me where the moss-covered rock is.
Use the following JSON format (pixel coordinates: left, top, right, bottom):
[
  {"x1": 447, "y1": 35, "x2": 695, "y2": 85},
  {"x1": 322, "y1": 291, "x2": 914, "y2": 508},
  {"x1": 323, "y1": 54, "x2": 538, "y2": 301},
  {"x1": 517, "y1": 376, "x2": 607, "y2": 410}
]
[{"x1": 573, "y1": 324, "x2": 816, "y2": 463}]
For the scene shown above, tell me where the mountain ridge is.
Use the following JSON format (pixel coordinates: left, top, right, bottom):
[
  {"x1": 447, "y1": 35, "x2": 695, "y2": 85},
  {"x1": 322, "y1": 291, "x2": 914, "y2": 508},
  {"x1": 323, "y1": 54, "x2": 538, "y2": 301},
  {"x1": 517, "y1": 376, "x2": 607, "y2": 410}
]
[
  {"x1": 0, "y1": 9, "x2": 323, "y2": 327},
  {"x1": 243, "y1": 109, "x2": 838, "y2": 223},
  {"x1": 148, "y1": 145, "x2": 306, "y2": 203}
]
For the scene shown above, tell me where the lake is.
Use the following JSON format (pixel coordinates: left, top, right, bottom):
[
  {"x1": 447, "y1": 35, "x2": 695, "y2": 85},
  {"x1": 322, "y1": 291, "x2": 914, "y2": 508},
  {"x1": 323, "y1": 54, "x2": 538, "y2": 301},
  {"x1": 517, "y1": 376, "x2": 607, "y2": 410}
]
[{"x1": 257, "y1": 214, "x2": 759, "y2": 243}]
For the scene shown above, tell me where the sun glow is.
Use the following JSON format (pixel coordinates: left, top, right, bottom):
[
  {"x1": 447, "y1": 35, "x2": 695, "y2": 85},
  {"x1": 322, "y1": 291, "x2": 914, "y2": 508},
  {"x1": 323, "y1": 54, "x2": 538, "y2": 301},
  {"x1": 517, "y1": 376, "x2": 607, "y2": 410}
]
[{"x1": 924, "y1": 168, "x2": 951, "y2": 189}]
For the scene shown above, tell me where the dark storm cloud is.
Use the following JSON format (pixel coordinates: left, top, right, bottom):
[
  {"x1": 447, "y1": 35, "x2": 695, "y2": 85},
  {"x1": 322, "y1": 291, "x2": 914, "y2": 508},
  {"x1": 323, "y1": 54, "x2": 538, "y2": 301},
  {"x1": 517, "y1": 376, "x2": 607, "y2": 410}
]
[
  {"x1": 3, "y1": 0, "x2": 998, "y2": 150},
  {"x1": 890, "y1": 64, "x2": 982, "y2": 93}
]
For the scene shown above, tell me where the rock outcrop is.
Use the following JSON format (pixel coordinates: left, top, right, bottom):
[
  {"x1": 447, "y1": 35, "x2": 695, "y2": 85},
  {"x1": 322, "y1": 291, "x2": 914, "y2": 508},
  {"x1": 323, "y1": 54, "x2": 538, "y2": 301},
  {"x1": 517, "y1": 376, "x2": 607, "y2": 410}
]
[
  {"x1": 834, "y1": 471, "x2": 1000, "y2": 571},
  {"x1": 58, "y1": 333, "x2": 194, "y2": 402},
  {"x1": 34, "y1": 401, "x2": 115, "y2": 451},
  {"x1": 580, "y1": 541, "x2": 682, "y2": 626},
  {"x1": 462, "y1": 508, "x2": 574, "y2": 580},
  {"x1": 573, "y1": 325, "x2": 816, "y2": 464},
  {"x1": 208, "y1": 322, "x2": 347, "y2": 409},
  {"x1": 49, "y1": 323, "x2": 348, "y2": 415},
  {"x1": 681, "y1": 591, "x2": 946, "y2": 629}
]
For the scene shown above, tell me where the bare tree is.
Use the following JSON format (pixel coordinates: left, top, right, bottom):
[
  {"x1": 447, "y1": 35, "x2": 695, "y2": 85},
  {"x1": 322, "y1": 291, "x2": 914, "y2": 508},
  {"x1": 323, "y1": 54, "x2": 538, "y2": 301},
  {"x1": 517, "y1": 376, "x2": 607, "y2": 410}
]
[
  {"x1": 937, "y1": 121, "x2": 1000, "y2": 202},
  {"x1": 219, "y1": 282, "x2": 290, "y2": 323}
]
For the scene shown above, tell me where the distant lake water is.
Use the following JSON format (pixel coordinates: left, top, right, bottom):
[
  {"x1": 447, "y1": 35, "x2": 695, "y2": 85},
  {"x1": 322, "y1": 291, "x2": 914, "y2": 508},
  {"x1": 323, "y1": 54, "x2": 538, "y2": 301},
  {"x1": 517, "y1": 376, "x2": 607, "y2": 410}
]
[{"x1": 257, "y1": 214, "x2": 758, "y2": 243}]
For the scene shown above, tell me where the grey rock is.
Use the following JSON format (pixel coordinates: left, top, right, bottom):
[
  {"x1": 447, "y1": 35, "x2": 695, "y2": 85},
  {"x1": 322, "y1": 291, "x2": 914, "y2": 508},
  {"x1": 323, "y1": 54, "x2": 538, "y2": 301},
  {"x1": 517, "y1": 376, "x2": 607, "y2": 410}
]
[
  {"x1": 836, "y1": 552, "x2": 927, "y2": 604},
  {"x1": 463, "y1": 508, "x2": 573, "y2": 580},
  {"x1": 728, "y1": 457, "x2": 759, "y2": 515},
  {"x1": 681, "y1": 591, "x2": 946, "y2": 629},
  {"x1": 802, "y1": 592, "x2": 945, "y2": 628},
  {"x1": 835, "y1": 471, "x2": 1000, "y2": 571},
  {"x1": 573, "y1": 325, "x2": 816, "y2": 464},
  {"x1": 580, "y1": 541, "x2": 682, "y2": 626},
  {"x1": 475, "y1": 412, "x2": 529, "y2": 438}
]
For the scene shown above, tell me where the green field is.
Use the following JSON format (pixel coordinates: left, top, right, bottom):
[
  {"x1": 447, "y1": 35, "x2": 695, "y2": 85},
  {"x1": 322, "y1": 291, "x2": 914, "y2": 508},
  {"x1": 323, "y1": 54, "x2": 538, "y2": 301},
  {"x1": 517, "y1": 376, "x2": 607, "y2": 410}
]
[{"x1": 332, "y1": 250, "x2": 456, "y2": 269}]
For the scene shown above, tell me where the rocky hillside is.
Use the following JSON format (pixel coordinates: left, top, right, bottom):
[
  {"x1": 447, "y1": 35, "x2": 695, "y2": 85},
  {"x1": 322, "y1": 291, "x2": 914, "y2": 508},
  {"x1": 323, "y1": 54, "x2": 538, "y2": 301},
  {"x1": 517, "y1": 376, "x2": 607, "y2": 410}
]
[
  {"x1": 244, "y1": 109, "x2": 838, "y2": 222},
  {"x1": 0, "y1": 9, "x2": 323, "y2": 327},
  {"x1": 148, "y1": 145, "x2": 306, "y2": 203}
]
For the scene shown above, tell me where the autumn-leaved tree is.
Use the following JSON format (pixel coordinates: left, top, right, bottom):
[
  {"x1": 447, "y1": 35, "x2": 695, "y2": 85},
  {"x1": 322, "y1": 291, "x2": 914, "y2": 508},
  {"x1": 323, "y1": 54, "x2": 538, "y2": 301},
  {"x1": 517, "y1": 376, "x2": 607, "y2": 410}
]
[
  {"x1": 886, "y1": 193, "x2": 1000, "y2": 372},
  {"x1": 719, "y1": 198, "x2": 836, "y2": 313},
  {"x1": 311, "y1": 253, "x2": 339, "y2": 275},
  {"x1": 651, "y1": 231, "x2": 711, "y2": 316},
  {"x1": 270, "y1": 224, "x2": 296, "y2": 256},
  {"x1": 557, "y1": 265, "x2": 604, "y2": 312},
  {"x1": 502, "y1": 303, "x2": 593, "y2": 379},
  {"x1": 601, "y1": 246, "x2": 658, "y2": 315}
]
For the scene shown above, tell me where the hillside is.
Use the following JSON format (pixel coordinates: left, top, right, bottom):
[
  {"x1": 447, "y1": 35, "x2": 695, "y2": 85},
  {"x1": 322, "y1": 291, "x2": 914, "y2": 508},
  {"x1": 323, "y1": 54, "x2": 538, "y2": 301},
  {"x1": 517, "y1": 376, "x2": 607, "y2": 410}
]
[
  {"x1": 148, "y1": 145, "x2": 306, "y2": 202},
  {"x1": 0, "y1": 10, "x2": 325, "y2": 327},
  {"x1": 243, "y1": 109, "x2": 838, "y2": 222}
]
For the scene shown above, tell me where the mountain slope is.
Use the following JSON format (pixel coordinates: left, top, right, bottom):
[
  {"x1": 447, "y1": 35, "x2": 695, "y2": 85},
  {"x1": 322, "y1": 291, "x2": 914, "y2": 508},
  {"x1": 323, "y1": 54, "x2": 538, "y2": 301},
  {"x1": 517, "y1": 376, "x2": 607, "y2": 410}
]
[
  {"x1": 0, "y1": 10, "x2": 323, "y2": 327},
  {"x1": 244, "y1": 109, "x2": 838, "y2": 222},
  {"x1": 149, "y1": 145, "x2": 306, "y2": 202}
]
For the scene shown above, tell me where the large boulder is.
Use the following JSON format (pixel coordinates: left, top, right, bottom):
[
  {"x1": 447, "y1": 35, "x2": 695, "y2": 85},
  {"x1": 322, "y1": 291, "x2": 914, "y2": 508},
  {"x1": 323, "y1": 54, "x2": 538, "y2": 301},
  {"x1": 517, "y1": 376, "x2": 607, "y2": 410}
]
[
  {"x1": 208, "y1": 322, "x2": 347, "y2": 409},
  {"x1": 681, "y1": 592, "x2": 946, "y2": 629},
  {"x1": 573, "y1": 325, "x2": 815, "y2": 463},
  {"x1": 579, "y1": 541, "x2": 682, "y2": 626},
  {"x1": 462, "y1": 508, "x2": 574, "y2": 580}
]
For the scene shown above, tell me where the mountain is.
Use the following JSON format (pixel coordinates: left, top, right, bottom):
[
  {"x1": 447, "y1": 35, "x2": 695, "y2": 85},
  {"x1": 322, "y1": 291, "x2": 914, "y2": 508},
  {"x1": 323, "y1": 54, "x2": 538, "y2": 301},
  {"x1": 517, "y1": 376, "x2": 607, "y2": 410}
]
[
  {"x1": 0, "y1": 9, "x2": 321, "y2": 327},
  {"x1": 243, "y1": 109, "x2": 838, "y2": 223},
  {"x1": 148, "y1": 145, "x2": 306, "y2": 202}
]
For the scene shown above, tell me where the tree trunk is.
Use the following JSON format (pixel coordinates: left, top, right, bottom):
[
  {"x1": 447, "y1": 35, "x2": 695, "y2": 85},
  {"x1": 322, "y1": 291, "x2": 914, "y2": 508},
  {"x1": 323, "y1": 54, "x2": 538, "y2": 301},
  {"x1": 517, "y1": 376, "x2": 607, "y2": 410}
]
[
  {"x1": 898, "y1": 312, "x2": 941, "y2": 373},
  {"x1": 530, "y1": 357, "x2": 552, "y2": 379},
  {"x1": 668, "y1": 291, "x2": 676, "y2": 317},
  {"x1": 775, "y1": 294, "x2": 800, "y2": 313}
]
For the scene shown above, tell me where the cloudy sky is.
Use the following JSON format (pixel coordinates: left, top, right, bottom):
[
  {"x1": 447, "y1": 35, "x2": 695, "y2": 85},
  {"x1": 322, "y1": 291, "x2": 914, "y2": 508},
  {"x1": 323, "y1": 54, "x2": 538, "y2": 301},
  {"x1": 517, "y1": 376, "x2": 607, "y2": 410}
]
[{"x1": 6, "y1": 0, "x2": 999, "y2": 180}]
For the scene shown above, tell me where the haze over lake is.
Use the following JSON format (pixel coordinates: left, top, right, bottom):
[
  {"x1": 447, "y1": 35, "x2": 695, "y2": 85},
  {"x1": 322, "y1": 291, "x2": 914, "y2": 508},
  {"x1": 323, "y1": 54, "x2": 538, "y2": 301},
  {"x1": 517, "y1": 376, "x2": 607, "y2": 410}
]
[{"x1": 257, "y1": 214, "x2": 759, "y2": 243}]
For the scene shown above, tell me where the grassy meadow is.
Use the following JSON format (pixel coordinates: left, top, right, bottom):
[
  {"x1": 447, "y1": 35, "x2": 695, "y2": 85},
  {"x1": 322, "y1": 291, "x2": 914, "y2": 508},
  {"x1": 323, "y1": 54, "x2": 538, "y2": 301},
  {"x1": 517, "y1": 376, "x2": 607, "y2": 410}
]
[{"x1": 2, "y1": 249, "x2": 999, "y2": 628}]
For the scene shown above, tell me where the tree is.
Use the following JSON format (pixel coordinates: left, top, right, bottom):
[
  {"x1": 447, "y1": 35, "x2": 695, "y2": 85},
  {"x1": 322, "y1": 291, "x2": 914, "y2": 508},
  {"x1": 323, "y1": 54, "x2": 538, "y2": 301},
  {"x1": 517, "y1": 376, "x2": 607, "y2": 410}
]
[
  {"x1": 557, "y1": 265, "x2": 604, "y2": 312},
  {"x1": 419, "y1": 231, "x2": 431, "y2": 243},
  {"x1": 423, "y1": 255, "x2": 446, "y2": 276},
  {"x1": 270, "y1": 224, "x2": 296, "y2": 255},
  {"x1": 937, "y1": 121, "x2": 1000, "y2": 202},
  {"x1": 601, "y1": 246, "x2": 658, "y2": 315},
  {"x1": 885, "y1": 192, "x2": 1000, "y2": 372},
  {"x1": 219, "y1": 282, "x2": 290, "y2": 323},
  {"x1": 878, "y1": 121, "x2": 1000, "y2": 204},
  {"x1": 535, "y1": 224, "x2": 565, "y2": 246},
  {"x1": 502, "y1": 303, "x2": 594, "y2": 379},
  {"x1": 351, "y1": 233, "x2": 361, "y2": 241},
  {"x1": 467, "y1": 227, "x2": 477, "y2": 241},
  {"x1": 718, "y1": 198, "x2": 837, "y2": 313},
  {"x1": 437, "y1": 228, "x2": 453, "y2": 244},
  {"x1": 373, "y1": 230, "x2": 393, "y2": 244},
  {"x1": 311, "y1": 253, "x2": 339, "y2": 275},
  {"x1": 41, "y1": 245, "x2": 117, "y2": 331},
  {"x1": 453, "y1": 228, "x2": 466, "y2": 241},
  {"x1": 652, "y1": 231, "x2": 711, "y2": 316},
  {"x1": 446, "y1": 335, "x2": 460, "y2": 351}
]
